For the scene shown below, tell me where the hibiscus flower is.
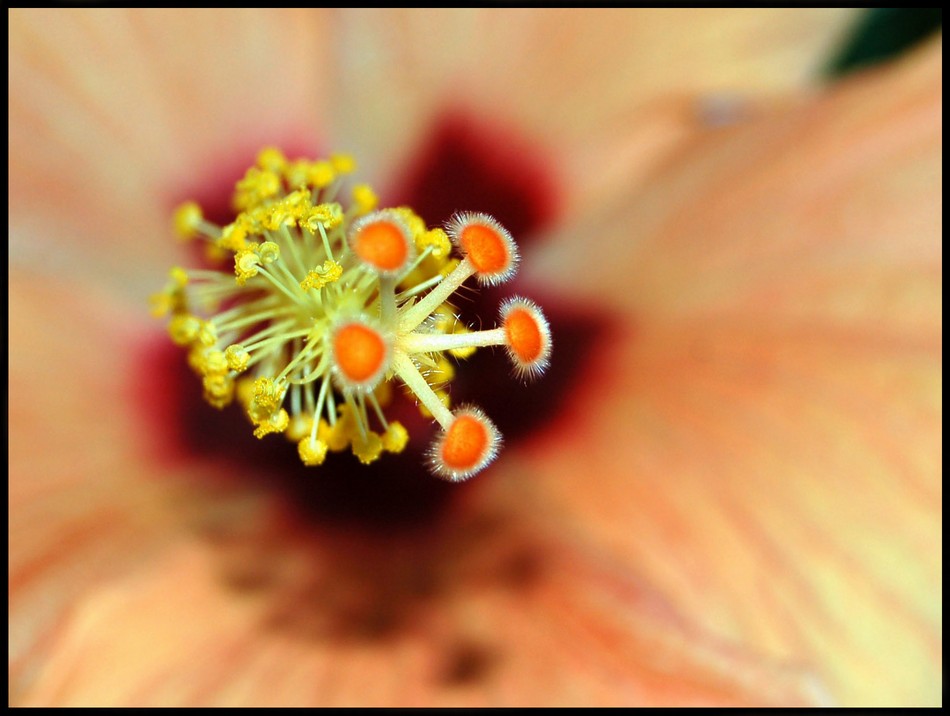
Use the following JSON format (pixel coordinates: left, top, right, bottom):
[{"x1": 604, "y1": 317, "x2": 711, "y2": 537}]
[{"x1": 9, "y1": 9, "x2": 941, "y2": 707}]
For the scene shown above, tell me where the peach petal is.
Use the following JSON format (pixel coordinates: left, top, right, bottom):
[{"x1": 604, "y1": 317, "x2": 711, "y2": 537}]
[
  {"x1": 330, "y1": 9, "x2": 860, "y2": 215},
  {"x1": 7, "y1": 273, "x2": 201, "y2": 701},
  {"x1": 9, "y1": 8, "x2": 331, "y2": 299},
  {"x1": 519, "y1": 41, "x2": 942, "y2": 705},
  {"x1": 20, "y1": 518, "x2": 834, "y2": 706}
]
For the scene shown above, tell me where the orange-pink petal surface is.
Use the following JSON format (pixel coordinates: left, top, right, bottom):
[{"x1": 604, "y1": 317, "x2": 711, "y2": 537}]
[
  {"x1": 8, "y1": 274, "x2": 180, "y2": 702},
  {"x1": 331, "y1": 9, "x2": 860, "y2": 219},
  {"x1": 17, "y1": 508, "x2": 833, "y2": 707},
  {"x1": 522, "y1": 41, "x2": 942, "y2": 706}
]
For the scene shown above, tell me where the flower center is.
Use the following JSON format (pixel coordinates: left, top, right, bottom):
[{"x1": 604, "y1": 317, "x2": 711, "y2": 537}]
[{"x1": 153, "y1": 148, "x2": 552, "y2": 480}]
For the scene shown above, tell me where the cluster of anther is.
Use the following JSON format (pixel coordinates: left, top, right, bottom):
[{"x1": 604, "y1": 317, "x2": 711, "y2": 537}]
[{"x1": 152, "y1": 149, "x2": 551, "y2": 481}]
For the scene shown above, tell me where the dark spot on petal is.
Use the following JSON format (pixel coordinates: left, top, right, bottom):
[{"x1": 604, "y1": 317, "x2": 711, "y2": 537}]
[
  {"x1": 439, "y1": 640, "x2": 498, "y2": 687},
  {"x1": 218, "y1": 556, "x2": 280, "y2": 595},
  {"x1": 498, "y1": 547, "x2": 544, "y2": 591}
]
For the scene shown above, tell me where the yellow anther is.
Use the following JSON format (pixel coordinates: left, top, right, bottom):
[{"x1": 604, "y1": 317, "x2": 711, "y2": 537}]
[
  {"x1": 307, "y1": 160, "x2": 335, "y2": 189},
  {"x1": 149, "y1": 291, "x2": 176, "y2": 318},
  {"x1": 257, "y1": 241, "x2": 280, "y2": 264},
  {"x1": 352, "y1": 430, "x2": 384, "y2": 464},
  {"x1": 173, "y1": 201, "x2": 203, "y2": 240},
  {"x1": 202, "y1": 349, "x2": 229, "y2": 375},
  {"x1": 218, "y1": 221, "x2": 249, "y2": 252},
  {"x1": 224, "y1": 344, "x2": 250, "y2": 372},
  {"x1": 253, "y1": 408, "x2": 290, "y2": 438},
  {"x1": 283, "y1": 188, "x2": 313, "y2": 214},
  {"x1": 419, "y1": 228, "x2": 451, "y2": 259},
  {"x1": 429, "y1": 357, "x2": 455, "y2": 385},
  {"x1": 284, "y1": 160, "x2": 313, "y2": 189},
  {"x1": 393, "y1": 207, "x2": 427, "y2": 241},
  {"x1": 236, "y1": 377, "x2": 256, "y2": 408},
  {"x1": 399, "y1": 226, "x2": 455, "y2": 289},
  {"x1": 298, "y1": 435, "x2": 328, "y2": 466},
  {"x1": 253, "y1": 376, "x2": 281, "y2": 403},
  {"x1": 439, "y1": 258, "x2": 461, "y2": 278},
  {"x1": 432, "y1": 306, "x2": 457, "y2": 332},
  {"x1": 234, "y1": 168, "x2": 282, "y2": 211},
  {"x1": 256, "y1": 146, "x2": 287, "y2": 173},
  {"x1": 234, "y1": 248, "x2": 261, "y2": 285},
  {"x1": 383, "y1": 421, "x2": 409, "y2": 453},
  {"x1": 330, "y1": 153, "x2": 356, "y2": 175},
  {"x1": 320, "y1": 418, "x2": 350, "y2": 453},
  {"x1": 249, "y1": 377, "x2": 283, "y2": 422},
  {"x1": 260, "y1": 190, "x2": 311, "y2": 231},
  {"x1": 205, "y1": 244, "x2": 229, "y2": 263},
  {"x1": 286, "y1": 414, "x2": 314, "y2": 443},
  {"x1": 328, "y1": 403, "x2": 368, "y2": 451},
  {"x1": 449, "y1": 326, "x2": 477, "y2": 359},
  {"x1": 197, "y1": 320, "x2": 218, "y2": 347},
  {"x1": 263, "y1": 204, "x2": 293, "y2": 232},
  {"x1": 202, "y1": 374, "x2": 235, "y2": 409},
  {"x1": 300, "y1": 259, "x2": 343, "y2": 291},
  {"x1": 305, "y1": 203, "x2": 343, "y2": 232},
  {"x1": 240, "y1": 208, "x2": 265, "y2": 234},
  {"x1": 168, "y1": 314, "x2": 201, "y2": 346},
  {"x1": 169, "y1": 266, "x2": 189, "y2": 288},
  {"x1": 352, "y1": 184, "x2": 378, "y2": 215},
  {"x1": 187, "y1": 345, "x2": 209, "y2": 374}
]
